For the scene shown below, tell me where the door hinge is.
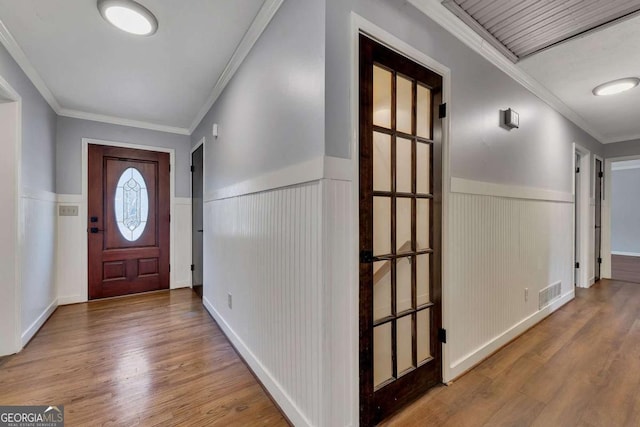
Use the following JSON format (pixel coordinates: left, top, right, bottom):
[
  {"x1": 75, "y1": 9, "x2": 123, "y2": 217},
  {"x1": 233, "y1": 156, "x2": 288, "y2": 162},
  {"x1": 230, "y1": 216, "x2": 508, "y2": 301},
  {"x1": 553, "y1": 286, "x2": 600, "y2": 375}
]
[
  {"x1": 360, "y1": 250, "x2": 374, "y2": 264},
  {"x1": 169, "y1": 264, "x2": 171, "y2": 272},
  {"x1": 575, "y1": 262, "x2": 580, "y2": 269},
  {"x1": 576, "y1": 167, "x2": 580, "y2": 173},
  {"x1": 438, "y1": 103, "x2": 447, "y2": 119},
  {"x1": 598, "y1": 257, "x2": 602, "y2": 264},
  {"x1": 438, "y1": 328, "x2": 447, "y2": 343},
  {"x1": 599, "y1": 171, "x2": 604, "y2": 178},
  {"x1": 190, "y1": 264, "x2": 195, "y2": 271},
  {"x1": 191, "y1": 165, "x2": 195, "y2": 172}
]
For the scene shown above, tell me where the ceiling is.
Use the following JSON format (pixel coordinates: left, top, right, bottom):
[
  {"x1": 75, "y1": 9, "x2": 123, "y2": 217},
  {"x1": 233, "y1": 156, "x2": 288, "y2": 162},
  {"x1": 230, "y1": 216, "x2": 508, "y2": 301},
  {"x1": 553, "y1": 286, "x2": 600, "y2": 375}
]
[
  {"x1": 409, "y1": 0, "x2": 640, "y2": 145},
  {"x1": 0, "y1": 0, "x2": 282, "y2": 134},
  {"x1": 519, "y1": 13, "x2": 640, "y2": 143},
  {"x1": 442, "y1": 0, "x2": 640, "y2": 61}
]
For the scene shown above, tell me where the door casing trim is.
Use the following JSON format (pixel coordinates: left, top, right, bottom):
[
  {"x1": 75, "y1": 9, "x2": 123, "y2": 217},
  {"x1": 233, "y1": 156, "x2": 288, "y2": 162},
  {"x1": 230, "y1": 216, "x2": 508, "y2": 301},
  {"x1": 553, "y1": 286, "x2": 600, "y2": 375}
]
[
  {"x1": 349, "y1": 13, "x2": 452, "y2": 423},
  {"x1": 0, "y1": 73, "x2": 23, "y2": 355},
  {"x1": 602, "y1": 154, "x2": 637, "y2": 281},
  {"x1": 81, "y1": 138, "x2": 176, "y2": 302},
  {"x1": 573, "y1": 143, "x2": 592, "y2": 289}
]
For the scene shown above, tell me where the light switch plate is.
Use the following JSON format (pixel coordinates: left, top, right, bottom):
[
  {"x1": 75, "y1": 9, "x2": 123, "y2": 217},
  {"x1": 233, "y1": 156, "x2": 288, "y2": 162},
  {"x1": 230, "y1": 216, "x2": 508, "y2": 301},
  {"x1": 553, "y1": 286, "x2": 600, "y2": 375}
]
[{"x1": 59, "y1": 205, "x2": 79, "y2": 216}]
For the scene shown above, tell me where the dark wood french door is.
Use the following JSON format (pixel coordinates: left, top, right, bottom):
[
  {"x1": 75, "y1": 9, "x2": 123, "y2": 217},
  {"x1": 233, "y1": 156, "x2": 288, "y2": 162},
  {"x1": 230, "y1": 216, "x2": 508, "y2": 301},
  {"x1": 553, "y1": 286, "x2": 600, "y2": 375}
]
[
  {"x1": 88, "y1": 144, "x2": 170, "y2": 299},
  {"x1": 359, "y1": 35, "x2": 443, "y2": 425},
  {"x1": 595, "y1": 158, "x2": 603, "y2": 281}
]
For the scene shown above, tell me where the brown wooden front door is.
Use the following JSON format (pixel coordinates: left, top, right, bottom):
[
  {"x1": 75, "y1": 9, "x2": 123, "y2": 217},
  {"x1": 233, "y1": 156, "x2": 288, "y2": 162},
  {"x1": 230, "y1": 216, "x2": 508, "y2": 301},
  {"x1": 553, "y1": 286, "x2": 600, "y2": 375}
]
[
  {"x1": 88, "y1": 144, "x2": 170, "y2": 299},
  {"x1": 359, "y1": 35, "x2": 444, "y2": 425}
]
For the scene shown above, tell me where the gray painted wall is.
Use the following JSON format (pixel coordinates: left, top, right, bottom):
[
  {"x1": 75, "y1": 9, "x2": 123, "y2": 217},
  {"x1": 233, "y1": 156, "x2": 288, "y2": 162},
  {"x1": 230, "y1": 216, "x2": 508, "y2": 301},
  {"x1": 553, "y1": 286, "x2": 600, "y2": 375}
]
[
  {"x1": 605, "y1": 139, "x2": 640, "y2": 158},
  {"x1": 325, "y1": 0, "x2": 604, "y2": 193},
  {"x1": 0, "y1": 43, "x2": 56, "y2": 192},
  {"x1": 611, "y1": 168, "x2": 640, "y2": 253},
  {"x1": 190, "y1": 0, "x2": 325, "y2": 191},
  {"x1": 56, "y1": 116, "x2": 191, "y2": 197},
  {"x1": 0, "y1": 41, "x2": 57, "y2": 355}
]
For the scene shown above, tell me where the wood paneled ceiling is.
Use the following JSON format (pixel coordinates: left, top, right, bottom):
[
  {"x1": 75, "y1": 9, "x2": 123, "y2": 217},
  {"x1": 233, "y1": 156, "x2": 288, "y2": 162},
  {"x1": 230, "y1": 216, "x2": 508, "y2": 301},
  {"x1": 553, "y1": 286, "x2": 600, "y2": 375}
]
[{"x1": 442, "y1": 0, "x2": 640, "y2": 61}]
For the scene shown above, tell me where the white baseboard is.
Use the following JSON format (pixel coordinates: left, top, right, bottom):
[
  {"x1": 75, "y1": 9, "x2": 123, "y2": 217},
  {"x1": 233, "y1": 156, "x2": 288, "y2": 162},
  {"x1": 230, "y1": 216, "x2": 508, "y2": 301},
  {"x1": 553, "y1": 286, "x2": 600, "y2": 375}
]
[
  {"x1": 611, "y1": 251, "x2": 640, "y2": 257},
  {"x1": 58, "y1": 295, "x2": 85, "y2": 305},
  {"x1": 171, "y1": 282, "x2": 191, "y2": 290},
  {"x1": 448, "y1": 290, "x2": 575, "y2": 380},
  {"x1": 589, "y1": 277, "x2": 596, "y2": 286},
  {"x1": 202, "y1": 296, "x2": 311, "y2": 427},
  {"x1": 21, "y1": 298, "x2": 57, "y2": 346}
]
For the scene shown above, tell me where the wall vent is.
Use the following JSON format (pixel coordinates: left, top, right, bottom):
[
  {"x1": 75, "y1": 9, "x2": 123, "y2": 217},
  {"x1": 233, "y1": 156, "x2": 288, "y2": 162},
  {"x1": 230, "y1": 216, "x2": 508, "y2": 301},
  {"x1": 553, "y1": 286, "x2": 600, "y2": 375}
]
[{"x1": 539, "y1": 281, "x2": 562, "y2": 310}]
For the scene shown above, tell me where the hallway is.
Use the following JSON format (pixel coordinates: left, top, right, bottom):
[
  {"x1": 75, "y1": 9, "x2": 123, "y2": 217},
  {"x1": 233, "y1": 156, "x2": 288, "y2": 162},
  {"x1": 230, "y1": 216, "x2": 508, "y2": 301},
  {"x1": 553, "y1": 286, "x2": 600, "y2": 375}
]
[
  {"x1": 383, "y1": 279, "x2": 640, "y2": 426},
  {"x1": 0, "y1": 289, "x2": 287, "y2": 426}
]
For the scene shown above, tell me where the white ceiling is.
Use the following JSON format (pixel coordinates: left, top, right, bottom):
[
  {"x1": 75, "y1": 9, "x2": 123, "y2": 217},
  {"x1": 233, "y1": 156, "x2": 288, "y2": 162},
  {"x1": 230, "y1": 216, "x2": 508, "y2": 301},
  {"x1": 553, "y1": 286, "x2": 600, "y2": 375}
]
[
  {"x1": 519, "y1": 14, "x2": 640, "y2": 144},
  {"x1": 0, "y1": 0, "x2": 281, "y2": 134}
]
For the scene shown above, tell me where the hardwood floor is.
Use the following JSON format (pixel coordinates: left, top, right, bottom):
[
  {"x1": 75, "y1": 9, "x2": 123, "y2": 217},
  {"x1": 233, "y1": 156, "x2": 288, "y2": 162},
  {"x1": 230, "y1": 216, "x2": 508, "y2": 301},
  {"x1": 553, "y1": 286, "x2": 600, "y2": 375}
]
[
  {"x1": 4, "y1": 281, "x2": 640, "y2": 426},
  {"x1": 381, "y1": 279, "x2": 640, "y2": 426},
  {"x1": 0, "y1": 289, "x2": 288, "y2": 426},
  {"x1": 612, "y1": 255, "x2": 640, "y2": 284}
]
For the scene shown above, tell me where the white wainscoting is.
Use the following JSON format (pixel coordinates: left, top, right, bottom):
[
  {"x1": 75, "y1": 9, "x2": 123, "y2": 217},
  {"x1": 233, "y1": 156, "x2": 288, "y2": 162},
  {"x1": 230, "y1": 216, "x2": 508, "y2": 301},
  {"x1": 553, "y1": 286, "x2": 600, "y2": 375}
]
[
  {"x1": 56, "y1": 194, "x2": 86, "y2": 304},
  {"x1": 444, "y1": 190, "x2": 574, "y2": 381},
  {"x1": 173, "y1": 197, "x2": 192, "y2": 289},
  {"x1": 204, "y1": 180, "x2": 357, "y2": 426},
  {"x1": 321, "y1": 179, "x2": 356, "y2": 427},
  {"x1": 21, "y1": 188, "x2": 58, "y2": 346},
  {"x1": 56, "y1": 195, "x2": 192, "y2": 305}
]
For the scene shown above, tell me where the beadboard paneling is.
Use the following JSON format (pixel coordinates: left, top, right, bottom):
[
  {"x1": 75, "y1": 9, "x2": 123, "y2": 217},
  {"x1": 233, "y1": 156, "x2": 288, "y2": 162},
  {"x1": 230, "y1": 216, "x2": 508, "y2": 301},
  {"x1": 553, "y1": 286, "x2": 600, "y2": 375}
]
[
  {"x1": 445, "y1": 192, "x2": 574, "y2": 380},
  {"x1": 203, "y1": 181, "x2": 323, "y2": 427},
  {"x1": 321, "y1": 179, "x2": 357, "y2": 427},
  {"x1": 21, "y1": 190, "x2": 57, "y2": 346}
]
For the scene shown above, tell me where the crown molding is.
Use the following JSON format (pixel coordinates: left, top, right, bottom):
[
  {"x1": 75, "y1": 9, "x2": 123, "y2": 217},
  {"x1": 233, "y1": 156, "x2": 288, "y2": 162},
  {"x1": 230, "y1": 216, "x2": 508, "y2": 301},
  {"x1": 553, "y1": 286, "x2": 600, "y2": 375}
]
[
  {"x1": 58, "y1": 108, "x2": 190, "y2": 135},
  {"x1": 0, "y1": 19, "x2": 61, "y2": 112},
  {"x1": 0, "y1": 0, "x2": 284, "y2": 137},
  {"x1": 602, "y1": 133, "x2": 640, "y2": 144},
  {"x1": 407, "y1": 0, "x2": 607, "y2": 144},
  {"x1": 187, "y1": 0, "x2": 284, "y2": 134}
]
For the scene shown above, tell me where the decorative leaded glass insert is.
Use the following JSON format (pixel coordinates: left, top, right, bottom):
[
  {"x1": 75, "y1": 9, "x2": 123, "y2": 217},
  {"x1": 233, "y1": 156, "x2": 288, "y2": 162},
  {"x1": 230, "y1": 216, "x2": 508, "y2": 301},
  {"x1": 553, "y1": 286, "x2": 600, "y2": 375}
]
[{"x1": 115, "y1": 167, "x2": 148, "y2": 241}]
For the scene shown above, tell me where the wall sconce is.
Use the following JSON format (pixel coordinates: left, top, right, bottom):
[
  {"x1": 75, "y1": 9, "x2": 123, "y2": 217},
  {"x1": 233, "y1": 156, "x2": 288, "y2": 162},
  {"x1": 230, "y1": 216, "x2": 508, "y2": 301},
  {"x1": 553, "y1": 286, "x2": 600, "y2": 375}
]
[{"x1": 502, "y1": 108, "x2": 519, "y2": 129}]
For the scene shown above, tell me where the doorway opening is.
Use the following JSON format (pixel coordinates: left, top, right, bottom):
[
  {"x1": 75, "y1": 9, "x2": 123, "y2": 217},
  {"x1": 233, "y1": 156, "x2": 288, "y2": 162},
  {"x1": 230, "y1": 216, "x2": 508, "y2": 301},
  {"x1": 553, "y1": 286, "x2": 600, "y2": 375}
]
[
  {"x1": 191, "y1": 140, "x2": 204, "y2": 298},
  {"x1": 609, "y1": 158, "x2": 640, "y2": 283},
  {"x1": 573, "y1": 144, "x2": 591, "y2": 288},
  {"x1": 87, "y1": 144, "x2": 170, "y2": 299},
  {"x1": 0, "y1": 88, "x2": 22, "y2": 356}
]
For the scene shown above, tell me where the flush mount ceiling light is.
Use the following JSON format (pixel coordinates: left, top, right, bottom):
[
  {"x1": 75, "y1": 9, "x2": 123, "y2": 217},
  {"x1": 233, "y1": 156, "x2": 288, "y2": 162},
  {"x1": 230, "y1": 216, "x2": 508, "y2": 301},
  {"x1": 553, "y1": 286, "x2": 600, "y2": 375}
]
[
  {"x1": 98, "y1": 0, "x2": 158, "y2": 36},
  {"x1": 592, "y1": 77, "x2": 640, "y2": 96}
]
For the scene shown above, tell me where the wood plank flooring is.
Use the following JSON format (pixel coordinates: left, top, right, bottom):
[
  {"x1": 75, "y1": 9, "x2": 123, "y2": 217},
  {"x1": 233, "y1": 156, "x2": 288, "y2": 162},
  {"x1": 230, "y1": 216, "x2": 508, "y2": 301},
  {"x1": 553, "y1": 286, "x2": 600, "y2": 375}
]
[
  {"x1": 3, "y1": 281, "x2": 640, "y2": 426},
  {"x1": 0, "y1": 289, "x2": 288, "y2": 426},
  {"x1": 612, "y1": 255, "x2": 640, "y2": 284},
  {"x1": 381, "y1": 279, "x2": 640, "y2": 427}
]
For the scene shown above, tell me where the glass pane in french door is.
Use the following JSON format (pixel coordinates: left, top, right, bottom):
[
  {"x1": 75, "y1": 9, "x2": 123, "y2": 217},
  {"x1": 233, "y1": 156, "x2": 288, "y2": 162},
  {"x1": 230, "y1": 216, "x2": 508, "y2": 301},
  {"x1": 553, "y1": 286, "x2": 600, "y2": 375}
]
[{"x1": 371, "y1": 60, "x2": 434, "y2": 391}]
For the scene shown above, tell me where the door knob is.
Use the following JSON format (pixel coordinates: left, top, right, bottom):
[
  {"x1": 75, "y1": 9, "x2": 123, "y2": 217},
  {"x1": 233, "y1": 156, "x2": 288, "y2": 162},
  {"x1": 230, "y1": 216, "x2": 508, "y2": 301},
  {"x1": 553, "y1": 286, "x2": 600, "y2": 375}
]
[{"x1": 90, "y1": 227, "x2": 105, "y2": 233}]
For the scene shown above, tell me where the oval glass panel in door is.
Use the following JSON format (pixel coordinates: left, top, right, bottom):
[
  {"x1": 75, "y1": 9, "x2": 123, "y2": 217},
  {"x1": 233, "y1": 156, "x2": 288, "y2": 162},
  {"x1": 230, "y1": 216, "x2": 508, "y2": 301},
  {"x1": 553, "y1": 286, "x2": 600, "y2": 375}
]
[{"x1": 115, "y1": 167, "x2": 148, "y2": 241}]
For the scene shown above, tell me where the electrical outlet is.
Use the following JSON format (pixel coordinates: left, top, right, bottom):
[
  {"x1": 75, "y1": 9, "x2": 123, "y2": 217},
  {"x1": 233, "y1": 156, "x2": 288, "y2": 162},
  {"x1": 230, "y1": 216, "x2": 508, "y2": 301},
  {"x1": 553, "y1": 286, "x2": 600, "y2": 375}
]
[
  {"x1": 227, "y1": 293, "x2": 232, "y2": 309},
  {"x1": 59, "y1": 205, "x2": 79, "y2": 216},
  {"x1": 525, "y1": 288, "x2": 529, "y2": 302}
]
